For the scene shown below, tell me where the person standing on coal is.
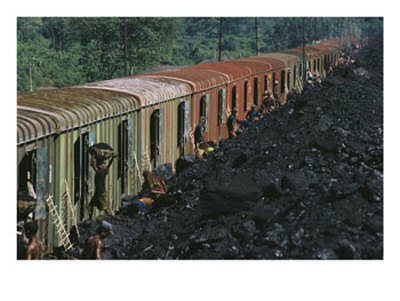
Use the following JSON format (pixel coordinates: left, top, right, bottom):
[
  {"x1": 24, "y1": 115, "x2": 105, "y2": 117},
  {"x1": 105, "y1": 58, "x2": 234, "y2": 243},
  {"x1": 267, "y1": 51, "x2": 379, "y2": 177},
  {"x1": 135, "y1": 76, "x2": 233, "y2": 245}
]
[
  {"x1": 82, "y1": 221, "x2": 113, "y2": 260},
  {"x1": 194, "y1": 116, "x2": 206, "y2": 149},
  {"x1": 88, "y1": 153, "x2": 116, "y2": 218},
  {"x1": 227, "y1": 108, "x2": 238, "y2": 139},
  {"x1": 25, "y1": 221, "x2": 40, "y2": 260}
]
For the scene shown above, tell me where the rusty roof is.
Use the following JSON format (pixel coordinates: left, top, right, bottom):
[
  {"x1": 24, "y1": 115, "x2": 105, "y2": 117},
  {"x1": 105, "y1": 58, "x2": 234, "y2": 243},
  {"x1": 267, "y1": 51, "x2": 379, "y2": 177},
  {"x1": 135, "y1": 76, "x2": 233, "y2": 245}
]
[
  {"x1": 263, "y1": 52, "x2": 299, "y2": 66},
  {"x1": 247, "y1": 55, "x2": 287, "y2": 70},
  {"x1": 17, "y1": 87, "x2": 139, "y2": 144},
  {"x1": 80, "y1": 76, "x2": 192, "y2": 106},
  {"x1": 224, "y1": 58, "x2": 272, "y2": 74},
  {"x1": 143, "y1": 68, "x2": 229, "y2": 92},
  {"x1": 189, "y1": 61, "x2": 252, "y2": 82}
]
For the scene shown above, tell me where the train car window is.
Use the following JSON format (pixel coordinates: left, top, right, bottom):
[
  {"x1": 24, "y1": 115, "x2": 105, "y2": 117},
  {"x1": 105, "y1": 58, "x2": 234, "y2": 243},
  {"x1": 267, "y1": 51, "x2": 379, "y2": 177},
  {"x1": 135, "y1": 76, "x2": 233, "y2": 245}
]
[
  {"x1": 218, "y1": 89, "x2": 224, "y2": 127},
  {"x1": 313, "y1": 59, "x2": 316, "y2": 72},
  {"x1": 272, "y1": 72, "x2": 277, "y2": 96},
  {"x1": 200, "y1": 95, "x2": 207, "y2": 120},
  {"x1": 264, "y1": 75, "x2": 268, "y2": 93},
  {"x1": 244, "y1": 81, "x2": 248, "y2": 112},
  {"x1": 287, "y1": 68, "x2": 291, "y2": 90},
  {"x1": 253, "y1": 78, "x2": 258, "y2": 105},
  {"x1": 280, "y1": 70, "x2": 285, "y2": 94},
  {"x1": 299, "y1": 63, "x2": 303, "y2": 81},
  {"x1": 177, "y1": 102, "x2": 185, "y2": 156},
  {"x1": 150, "y1": 110, "x2": 160, "y2": 168},
  {"x1": 17, "y1": 149, "x2": 37, "y2": 198},
  {"x1": 317, "y1": 58, "x2": 321, "y2": 72},
  {"x1": 74, "y1": 132, "x2": 90, "y2": 218},
  {"x1": 118, "y1": 119, "x2": 129, "y2": 194},
  {"x1": 293, "y1": 65, "x2": 297, "y2": 86},
  {"x1": 232, "y1": 86, "x2": 237, "y2": 110}
]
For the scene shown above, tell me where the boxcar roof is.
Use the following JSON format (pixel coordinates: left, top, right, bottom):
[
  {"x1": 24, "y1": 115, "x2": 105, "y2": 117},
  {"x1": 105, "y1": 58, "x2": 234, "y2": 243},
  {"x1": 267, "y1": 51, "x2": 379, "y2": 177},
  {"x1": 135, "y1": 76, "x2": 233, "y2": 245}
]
[
  {"x1": 143, "y1": 68, "x2": 229, "y2": 92},
  {"x1": 263, "y1": 52, "x2": 299, "y2": 66},
  {"x1": 80, "y1": 76, "x2": 192, "y2": 106},
  {"x1": 189, "y1": 61, "x2": 252, "y2": 82},
  {"x1": 17, "y1": 87, "x2": 139, "y2": 144}
]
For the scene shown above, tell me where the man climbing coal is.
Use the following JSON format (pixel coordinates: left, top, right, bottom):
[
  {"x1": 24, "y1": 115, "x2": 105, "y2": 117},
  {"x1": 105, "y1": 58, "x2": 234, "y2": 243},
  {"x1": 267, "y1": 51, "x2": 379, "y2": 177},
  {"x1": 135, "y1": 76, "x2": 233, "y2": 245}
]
[
  {"x1": 261, "y1": 91, "x2": 274, "y2": 113},
  {"x1": 88, "y1": 153, "x2": 116, "y2": 218},
  {"x1": 82, "y1": 221, "x2": 113, "y2": 260},
  {"x1": 194, "y1": 116, "x2": 206, "y2": 149},
  {"x1": 25, "y1": 221, "x2": 40, "y2": 260},
  {"x1": 245, "y1": 104, "x2": 261, "y2": 123},
  {"x1": 227, "y1": 108, "x2": 238, "y2": 139}
]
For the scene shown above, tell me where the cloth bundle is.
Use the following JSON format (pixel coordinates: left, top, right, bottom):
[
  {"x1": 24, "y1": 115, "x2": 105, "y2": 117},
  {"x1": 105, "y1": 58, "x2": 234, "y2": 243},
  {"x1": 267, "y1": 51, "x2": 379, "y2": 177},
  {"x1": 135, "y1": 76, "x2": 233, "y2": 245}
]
[{"x1": 89, "y1": 143, "x2": 116, "y2": 161}]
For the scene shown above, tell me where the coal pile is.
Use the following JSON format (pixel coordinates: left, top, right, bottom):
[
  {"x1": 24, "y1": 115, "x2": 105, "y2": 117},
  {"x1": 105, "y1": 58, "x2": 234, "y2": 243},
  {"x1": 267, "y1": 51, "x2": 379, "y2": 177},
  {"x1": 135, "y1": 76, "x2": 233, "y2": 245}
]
[{"x1": 70, "y1": 35, "x2": 383, "y2": 259}]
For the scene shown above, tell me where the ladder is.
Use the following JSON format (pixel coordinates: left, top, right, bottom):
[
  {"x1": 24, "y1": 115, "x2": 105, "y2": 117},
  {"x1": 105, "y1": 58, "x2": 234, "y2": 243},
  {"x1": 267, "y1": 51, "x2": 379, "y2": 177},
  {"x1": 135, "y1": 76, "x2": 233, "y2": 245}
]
[
  {"x1": 45, "y1": 195, "x2": 73, "y2": 252},
  {"x1": 64, "y1": 179, "x2": 80, "y2": 238}
]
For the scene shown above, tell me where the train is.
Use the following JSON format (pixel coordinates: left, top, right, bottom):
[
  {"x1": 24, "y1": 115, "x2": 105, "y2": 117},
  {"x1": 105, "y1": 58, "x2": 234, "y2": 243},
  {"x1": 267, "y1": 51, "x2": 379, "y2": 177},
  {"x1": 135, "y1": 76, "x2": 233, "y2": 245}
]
[{"x1": 17, "y1": 35, "x2": 357, "y2": 252}]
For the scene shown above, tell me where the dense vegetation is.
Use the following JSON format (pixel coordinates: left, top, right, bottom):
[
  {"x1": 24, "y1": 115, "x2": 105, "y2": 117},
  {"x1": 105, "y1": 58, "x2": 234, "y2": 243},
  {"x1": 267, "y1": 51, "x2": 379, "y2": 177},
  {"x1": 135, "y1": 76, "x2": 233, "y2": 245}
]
[{"x1": 17, "y1": 17, "x2": 383, "y2": 93}]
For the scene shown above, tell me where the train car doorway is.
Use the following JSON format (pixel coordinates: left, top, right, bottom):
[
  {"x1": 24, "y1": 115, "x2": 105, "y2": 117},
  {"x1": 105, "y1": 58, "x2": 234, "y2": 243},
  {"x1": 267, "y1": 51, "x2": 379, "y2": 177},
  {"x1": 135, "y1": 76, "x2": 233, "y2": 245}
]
[
  {"x1": 280, "y1": 70, "x2": 286, "y2": 95},
  {"x1": 253, "y1": 78, "x2": 258, "y2": 105},
  {"x1": 177, "y1": 102, "x2": 185, "y2": 157},
  {"x1": 118, "y1": 119, "x2": 130, "y2": 195},
  {"x1": 150, "y1": 109, "x2": 161, "y2": 169},
  {"x1": 243, "y1": 81, "x2": 248, "y2": 112},
  {"x1": 232, "y1": 86, "x2": 237, "y2": 110},
  {"x1": 18, "y1": 150, "x2": 37, "y2": 200},
  {"x1": 74, "y1": 132, "x2": 90, "y2": 220}
]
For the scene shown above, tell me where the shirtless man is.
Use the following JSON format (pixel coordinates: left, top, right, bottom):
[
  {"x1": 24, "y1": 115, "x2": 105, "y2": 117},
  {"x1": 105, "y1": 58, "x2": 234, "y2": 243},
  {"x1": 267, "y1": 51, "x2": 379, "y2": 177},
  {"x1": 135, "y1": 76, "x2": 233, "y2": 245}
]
[
  {"x1": 25, "y1": 221, "x2": 40, "y2": 260},
  {"x1": 82, "y1": 221, "x2": 113, "y2": 260}
]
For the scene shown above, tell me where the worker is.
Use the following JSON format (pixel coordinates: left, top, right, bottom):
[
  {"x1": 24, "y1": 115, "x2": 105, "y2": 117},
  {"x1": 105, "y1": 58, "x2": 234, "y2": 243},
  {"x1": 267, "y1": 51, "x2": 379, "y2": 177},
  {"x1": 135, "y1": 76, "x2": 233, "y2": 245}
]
[
  {"x1": 236, "y1": 120, "x2": 251, "y2": 136},
  {"x1": 274, "y1": 94, "x2": 282, "y2": 108},
  {"x1": 262, "y1": 91, "x2": 274, "y2": 113},
  {"x1": 245, "y1": 104, "x2": 261, "y2": 123},
  {"x1": 194, "y1": 116, "x2": 206, "y2": 149},
  {"x1": 306, "y1": 69, "x2": 313, "y2": 85},
  {"x1": 82, "y1": 221, "x2": 114, "y2": 260},
  {"x1": 140, "y1": 170, "x2": 167, "y2": 196},
  {"x1": 227, "y1": 108, "x2": 238, "y2": 139},
  {"x1": 88, "y1": 153, "x2": 116, "y2": 219},
  {"x1": 132, "y1": 170, "x2": 167, "y2": 214},
  {"x1": 286, "y1": 88, "x2": 298, "y2": 102},
  {"x1": 25, "y1": 221, "x2": 40, "y2": 260},
  {"x1": 196, "y1": 142, "x2": 215, "y2": 160},
  {"x1": 273, "y1": 80, "x2": 279, "y2": 97}
]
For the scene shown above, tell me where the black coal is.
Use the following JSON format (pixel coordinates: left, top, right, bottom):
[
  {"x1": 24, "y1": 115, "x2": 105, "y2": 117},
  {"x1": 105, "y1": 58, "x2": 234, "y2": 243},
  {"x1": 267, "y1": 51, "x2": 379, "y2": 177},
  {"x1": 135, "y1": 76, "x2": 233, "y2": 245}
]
[{"x1": 68, "y1": 35, "x2": 383, "y2": 260}]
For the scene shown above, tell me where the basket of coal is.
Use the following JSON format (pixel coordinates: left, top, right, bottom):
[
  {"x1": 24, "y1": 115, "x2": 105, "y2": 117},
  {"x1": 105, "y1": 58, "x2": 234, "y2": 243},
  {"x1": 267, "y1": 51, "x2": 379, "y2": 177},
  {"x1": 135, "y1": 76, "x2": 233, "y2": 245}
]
[{"x1": 89, "y1": 143, "x2": 116, "y2": 161}]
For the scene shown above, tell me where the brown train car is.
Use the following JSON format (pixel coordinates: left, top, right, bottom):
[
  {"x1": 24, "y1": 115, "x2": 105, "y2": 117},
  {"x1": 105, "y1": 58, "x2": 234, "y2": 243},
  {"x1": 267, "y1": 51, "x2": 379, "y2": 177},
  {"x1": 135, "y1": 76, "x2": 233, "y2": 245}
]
[{"x1": 145, "y1": 68, "x2": 229, "y2": 147}]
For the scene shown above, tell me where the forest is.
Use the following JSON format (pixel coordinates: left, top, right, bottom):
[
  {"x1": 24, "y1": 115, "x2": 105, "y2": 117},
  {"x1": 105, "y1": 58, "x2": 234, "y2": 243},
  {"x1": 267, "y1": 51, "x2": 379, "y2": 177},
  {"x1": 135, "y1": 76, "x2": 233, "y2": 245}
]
[{"x1": 17, "y1": 17, "x2": 383, "y2": 93}]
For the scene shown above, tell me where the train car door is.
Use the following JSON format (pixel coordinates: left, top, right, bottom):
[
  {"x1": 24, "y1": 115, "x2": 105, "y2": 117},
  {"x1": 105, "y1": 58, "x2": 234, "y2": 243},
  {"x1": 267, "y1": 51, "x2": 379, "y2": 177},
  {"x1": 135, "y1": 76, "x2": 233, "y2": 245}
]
[
  {"x1": 253, "y1": 78, "x2": 258, "y2": 105},
  {"x1": 217, "y1": 89, "x2": 225, "y2": 140},
  {"x1": 118, "y1": 118, "x2": 131, "y2": 195},
  {"x1": 150, "y1": 109, "x2": 162, "y2": 168},
  {"x1": 232, "y1": 86, "x2": 237, "y2": 110},
  {"x1": 280, "y1": 70, "x2": 286, "y2": 96},
  {"x1": 35, "y1": 148, "x2": 48, "y2": 220},
  {"x1": 74, "y1": 131, "x2": 92, "y2": 220},
  {"x1": 184, "y1": 100, "x2": 191, "y2": 153},
  {"x1": 177, "y1": 102, "x2": 185, "y2": 157}
]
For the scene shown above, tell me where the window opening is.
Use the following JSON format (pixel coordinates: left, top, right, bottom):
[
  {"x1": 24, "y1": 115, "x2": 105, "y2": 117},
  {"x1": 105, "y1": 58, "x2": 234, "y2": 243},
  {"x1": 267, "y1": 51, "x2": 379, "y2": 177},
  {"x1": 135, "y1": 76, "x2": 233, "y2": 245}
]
[
  {"x1": 244, "y1": 81, "x2": 248, "y2": 112},
  {"x1": 253, "y1": 78, "x2": 258, "y2": 105},
  {"x1": 150, "y1": 110, "x2": 160, "y2": 168},
  {"x1": 232, "y1": 86, "x2": 237, "y2": 110}
]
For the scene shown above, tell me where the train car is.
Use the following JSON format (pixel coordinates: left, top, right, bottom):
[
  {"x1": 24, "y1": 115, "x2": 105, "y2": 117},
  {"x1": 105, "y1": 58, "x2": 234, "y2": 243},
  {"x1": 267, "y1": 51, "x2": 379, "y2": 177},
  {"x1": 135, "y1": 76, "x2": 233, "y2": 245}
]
[
  {"x1": 143, "y1": 68, "x2": 230, "y2": 147},
  {"x1": 18, "y1": 87, "x2": 140, "y2": 249},
  {"x1": 17, "y1": 37, "x2": 351, "y2": 252}
]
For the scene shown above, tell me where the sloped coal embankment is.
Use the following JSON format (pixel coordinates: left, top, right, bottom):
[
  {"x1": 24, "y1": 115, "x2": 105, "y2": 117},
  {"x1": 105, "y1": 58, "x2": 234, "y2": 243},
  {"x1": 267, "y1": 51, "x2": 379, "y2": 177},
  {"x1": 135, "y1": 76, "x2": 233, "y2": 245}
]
[{"x1": 70, "y1": 35, "x2": 383, "y2": 259}]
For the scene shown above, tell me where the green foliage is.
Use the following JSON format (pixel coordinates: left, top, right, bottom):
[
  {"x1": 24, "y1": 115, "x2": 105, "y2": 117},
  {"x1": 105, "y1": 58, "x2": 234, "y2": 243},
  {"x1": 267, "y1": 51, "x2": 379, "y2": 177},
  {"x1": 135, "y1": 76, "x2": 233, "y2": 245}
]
[{"x1": 17, "y1": 17, "x2": 383, "y2": 93}]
